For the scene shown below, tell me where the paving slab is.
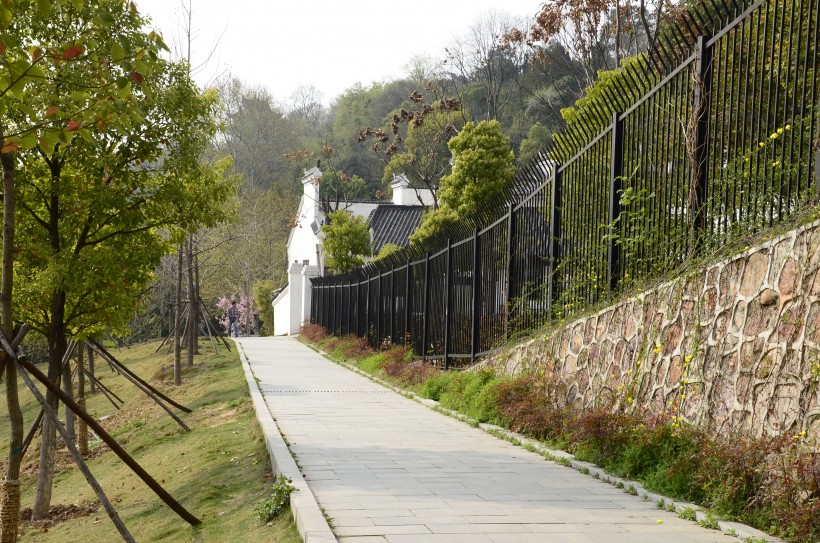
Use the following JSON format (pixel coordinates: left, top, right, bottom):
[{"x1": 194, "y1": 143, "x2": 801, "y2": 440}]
[{"x1": 238, "y1": 336, "x2": 741, "y2": 543}]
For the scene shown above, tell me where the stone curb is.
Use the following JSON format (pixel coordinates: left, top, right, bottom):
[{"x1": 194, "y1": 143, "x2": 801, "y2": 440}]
[
  {"x1": 312, "y1": 344, "x2": 783, "y2": 543},
  {"x1": 236, "y1": 341, "x2": 337, "y2": 543}
]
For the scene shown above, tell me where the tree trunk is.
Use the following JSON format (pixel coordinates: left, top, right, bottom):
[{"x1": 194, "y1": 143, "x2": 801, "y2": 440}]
[
  {"x1": 186, "y1": 234, "x2": 195, "y2": 366},
  {"x1": 0, "y1": 126, "x2": 22, "y2": 543},
  {"x1": 193, "y1": 239, "x2": 200, "y2": 355},
  {"x1": 32, "y1": 291, "x2": 67, "y2": 520},
  {"x1": 77, "y1": 342, "x2": 88, "y2": 457},
  {"x1": 62, "y1": 349, "x2": 75, "y2": 443},
  {"x1": 173, "y1": 245, "x2": 183, "y2": 385},
  {"x1": 87, "y1": 344, "x2": 96, "y2": 395}
]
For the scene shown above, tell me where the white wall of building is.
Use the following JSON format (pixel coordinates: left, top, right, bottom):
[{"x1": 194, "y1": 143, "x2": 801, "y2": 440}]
[
  {"x1": 390, "y1": 174, "x2": 437, "y2": 206},
  {"x1": 273, "y1": 168, "x2": 436, "y2": 336}
]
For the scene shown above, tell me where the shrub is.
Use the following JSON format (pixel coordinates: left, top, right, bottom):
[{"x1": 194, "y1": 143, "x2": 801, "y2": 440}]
[
  {"x1": 300, "y1": 323, "x2": 327, "y2": 343},
  {"x1": 254, "y1": 475, "x2": 296, "y2": 522},
  {"x1": 338, "y1": 336, "x2": 371, "y2": 359},
  {"x1": 419, "y1": 372, "x2": 451, "y2": 401},
  {"x1": 763, "y1": 444, "x2": 820, "y2": 542},
  {"x1": 383, "y1": 358, "x2": 440, "y2": 386},
  {"x1": 436, "y1": 369, "x2": 500, "y2": 423},
  {"x1": 494, "y1": 373, "x2": 572, "y2": 442}
]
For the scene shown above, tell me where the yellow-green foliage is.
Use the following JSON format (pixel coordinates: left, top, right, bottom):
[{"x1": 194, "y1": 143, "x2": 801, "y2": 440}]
[
  {"x1": 321, "y1": 210, "x2": 372, "y2": 274},
  {"x1": 411, "y1": 120, "x2": 514, "y2": 246}
]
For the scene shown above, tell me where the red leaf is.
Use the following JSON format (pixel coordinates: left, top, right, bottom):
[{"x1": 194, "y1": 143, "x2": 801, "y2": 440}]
[
  {"x1": 129, "y1": 71, "x2": 144, "y2": 84},
  {"x1": 31, "y1": 48, "x2": 43, "y2": 61},
  {"x1": 66, "y1": 120, "x2": 81, "y2": 132},
  {"x1": 61, "y1": 45, "x2": 84, "y2": 60},
  {"x1": 0, "y1": 41, "x2": 6, "y2": 54},
  {"x1": 1, "y1": 142, "x2": 20, "y2": 154},
  {"x1": 45, "y1": 106, "x2": 59, "y2": 117}
]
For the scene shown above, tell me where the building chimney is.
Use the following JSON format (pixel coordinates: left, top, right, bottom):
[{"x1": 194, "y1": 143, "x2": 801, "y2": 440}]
[{"x1": 390, "y1": 173, "x2": 410, "y2": 205}]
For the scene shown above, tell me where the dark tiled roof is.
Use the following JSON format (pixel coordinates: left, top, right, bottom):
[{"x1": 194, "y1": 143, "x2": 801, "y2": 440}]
[{"x1": 368, "y1": 205, "x2": 426, "y2": 254}]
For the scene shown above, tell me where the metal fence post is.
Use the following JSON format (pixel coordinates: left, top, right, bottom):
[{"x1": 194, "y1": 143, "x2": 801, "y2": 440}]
[
  {"x1": 470, "y1": 229, "x2": 481, "y2": 361},
  {"x1": 421, "y1": 252, "x2": 430, "y2": 358},
  {"x1": 443, "y1": 239, "x2": 453, "y2": 370},
  {"x1": 354, "y1": 276, "x2": 362, "y2": 337},
  {"x1": 365, "y1": 272, "x2": 371, "y2": 342},
  {"x1": 376, "y1": 270, "x2": 383, "y2": 346},
  {"x1": 333, "y1": 281, "x2": 342, "y2": 335},
  {"x1": 323, "y1": 284, "x2": 328, "y2": 329},
  {"x1": 548, "y1": 165, "x2": 563, "y2": 314},
  {"x1": 390, "y1": 265, "x2": 396, "y2": 345},
  {"x1": 345, "y1": 279, "x2": 353, "y2": 335},
  {"x1": 607, "y1": 112, "x2": 625, "y2": 292},
  {"x1": 404, "y1": 258, "x2": 412, "y2": 347},
  {"x1": 691, "y1": 34, "x2": 714, "y2": 250},
  {"x1": 505, "y1": 203, "x2": 516, "y2": 340}
]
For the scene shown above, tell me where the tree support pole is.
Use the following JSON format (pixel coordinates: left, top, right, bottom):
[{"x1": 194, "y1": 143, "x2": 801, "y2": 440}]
[
  {"x1": 198, "y1": 299, "x2": 231, "y2": 352},
  {"x1": 81, "y1": 369, "x2": 123, "y2": 409},
  {"x1": 20, "y1": 410, "x2": 44, "y2": 459},
  {"x1": 6, "y1": 352, "x2": 137, "y2": 542},
  {"x1": 87, "y1": 344, "x2": 96, "y2": 395},
  {"x1": 0, "y1": 324, "x2": 29, "y2": 383},
  {"x1": 91, "y1": 341, "x2": 192, "y2": 414},
  {"x1": 10, "y1": 350, "x2": 201, "y2": 526},
  {"x1": 76, "y1": 342, "x2": 89, "y2": 456}
]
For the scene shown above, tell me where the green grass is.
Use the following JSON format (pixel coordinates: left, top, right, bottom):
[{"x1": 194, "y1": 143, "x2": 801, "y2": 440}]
[{"x1": 0, "y1": 339, "x2": 301, "y2": 543}]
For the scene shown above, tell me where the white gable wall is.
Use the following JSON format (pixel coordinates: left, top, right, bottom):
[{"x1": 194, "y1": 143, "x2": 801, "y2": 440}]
[{"x1": 274, "y1": 168, "x2": 436, "y2": 336}]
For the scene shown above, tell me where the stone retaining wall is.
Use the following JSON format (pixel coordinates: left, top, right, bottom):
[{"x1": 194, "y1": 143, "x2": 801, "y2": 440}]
[{"x1": 483, "y1": 220, "x2": 820, "y2": 438}]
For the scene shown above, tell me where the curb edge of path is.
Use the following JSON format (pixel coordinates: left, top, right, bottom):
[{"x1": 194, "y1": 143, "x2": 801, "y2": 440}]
[{"x1": 236, "y1": 340, "x2": 337, "y2": 543}]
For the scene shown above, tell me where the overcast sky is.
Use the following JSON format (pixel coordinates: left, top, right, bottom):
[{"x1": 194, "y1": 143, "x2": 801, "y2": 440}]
[{"x1": 133, "y1": 0, "x2": 541, "y2": 106}]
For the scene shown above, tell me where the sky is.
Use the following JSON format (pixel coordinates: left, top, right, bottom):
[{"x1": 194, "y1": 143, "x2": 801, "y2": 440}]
[{"x1": 133, "y1": 0, "x2": 542, "y2": 106}]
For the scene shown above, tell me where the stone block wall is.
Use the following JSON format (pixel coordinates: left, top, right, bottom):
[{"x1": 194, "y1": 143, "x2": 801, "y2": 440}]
[{"x1": 483, "y1": 220, "x2": 820, "y2": 438}]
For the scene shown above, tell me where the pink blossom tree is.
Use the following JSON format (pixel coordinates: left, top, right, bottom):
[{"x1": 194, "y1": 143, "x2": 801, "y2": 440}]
[{"x1": 216, "y1": 294, "x2": 256, "y2": 336}]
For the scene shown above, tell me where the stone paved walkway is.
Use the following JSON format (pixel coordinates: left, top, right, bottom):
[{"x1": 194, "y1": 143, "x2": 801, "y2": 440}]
[{"x1": 238, "y1": 336, "x2": 738, "y2": 543}]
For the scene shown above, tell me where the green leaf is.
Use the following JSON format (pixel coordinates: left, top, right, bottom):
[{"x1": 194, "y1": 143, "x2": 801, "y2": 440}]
[
  {"x1": 79, "y1": 129, "x2": 94, "y2": 145},
  {"x1": 111, "y1": 42, "x2": 125, "y2": 62},
  {"x1": 134, "y1": 59, "x2": 150, "y2": 76},
  {"x1": 95, "y1": 11, "x2": 116, "y2": 26},
  {"x1": 36, "y1": 0, "x2": 51, "y2": 18},
  {"x1": 20, "y1": 130, "x2": 39, "y2": 150},
  {"x1": 38, "y1": 129, "x2": 57, "y2": 154},
  {"x1": 18, "y1": 103, "x2": 36, "y2": 118},
  {"x1": 70, "y1": 0, "x2": 83, "y2": 10},
  {"x1": 117, "y1": 81, "x2": 131, "y2": 100},
  {"x1": 27, "y1": 64, "x2": 45, "y2": 80},
  {"x1": 0, "y1": 5, "x2": 13, "y2": 29}
]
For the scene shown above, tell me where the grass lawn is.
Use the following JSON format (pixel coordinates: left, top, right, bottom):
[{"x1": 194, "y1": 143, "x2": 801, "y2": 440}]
[{"x1": 0, "y1": 338, "x2": 301, "y2": 543}]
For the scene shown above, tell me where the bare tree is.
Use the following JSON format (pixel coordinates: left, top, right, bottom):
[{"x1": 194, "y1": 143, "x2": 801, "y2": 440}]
[{"x1": 444, "y1": 10, "x2": 529, "y2": 122}]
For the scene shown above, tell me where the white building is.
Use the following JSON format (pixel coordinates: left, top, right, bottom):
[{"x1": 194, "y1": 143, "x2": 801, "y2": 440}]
[{"x1": 272, "y1": 168, "x2": 434, "y2": 336}]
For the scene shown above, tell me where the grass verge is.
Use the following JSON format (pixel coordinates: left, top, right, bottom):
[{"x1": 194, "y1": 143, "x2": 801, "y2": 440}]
[{"x1": 0, "y1": 339, "x2": 301, "y2": 543}]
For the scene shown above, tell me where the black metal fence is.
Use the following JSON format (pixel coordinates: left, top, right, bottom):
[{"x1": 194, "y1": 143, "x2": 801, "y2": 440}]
[{"x1": 312, "y1": 0, "x2": 820, "y2": 367}]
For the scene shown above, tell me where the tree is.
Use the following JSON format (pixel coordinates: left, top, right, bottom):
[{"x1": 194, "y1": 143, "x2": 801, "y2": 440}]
[
  {"x1": 194, "y1": 184, "x2": 295, "y2": 309},
  {"x1": 321, "y1": 210, "x2": 371, "y2": 274},
  {"x1": 316, "y1": 167, "x2": 373, "y2": 216},
  {"x1": 358, "y1": 85, "x2": 465, "y2": 208},
  {"x1": 287, "y1": 84, "x2": 329, "y2": 141},
  {"x1": 444, "y1": 10, "x2": 529, "y2": 122},
  {"x1": 410, "y1": 120, "x2": 514, "y2": 245},
  {"x1": 503, "y1": 0, "x2": 678, "y2": 91},
  {"x1": 13, "y1": 40, "x2": 234, "y2": 519},
  {"x1": 518, "y1": 122, "x2": 555, "y2": 164},
  {"x1": 402, "y1": 54, "x2": 445, "y2": 83},
  {"x1": 0, "y1": 0, "x2": 196, "y2": 535},
  {"x1": 215, "y1": 75, "x2": 300, "y2": 191}
]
